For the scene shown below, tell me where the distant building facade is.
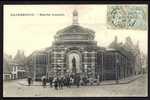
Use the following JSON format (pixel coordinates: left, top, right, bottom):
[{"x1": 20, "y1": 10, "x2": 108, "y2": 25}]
[
  {"x1": 27, "y1": 10, "x2": 142, "y2": 81},
  {"x1": 11, "y1": 63, "x2": 26, "y2": 80},
  {"x1": 3, "y1": 53, "x2": 27, "y2": 80}
]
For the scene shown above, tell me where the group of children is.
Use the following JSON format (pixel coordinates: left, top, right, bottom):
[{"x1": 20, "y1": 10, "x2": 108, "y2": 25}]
[
  {"x1": 27, "y1": 74, "x2": 89, "y2": 90},
  {"x1": 47, "y1": 74, "x2": 81, "y2": 90}
]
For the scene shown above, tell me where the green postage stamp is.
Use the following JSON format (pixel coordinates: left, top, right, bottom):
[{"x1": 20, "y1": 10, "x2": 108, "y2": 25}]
[{"x1": 107, "y1": 5, "x2": 148, "y2": 30}]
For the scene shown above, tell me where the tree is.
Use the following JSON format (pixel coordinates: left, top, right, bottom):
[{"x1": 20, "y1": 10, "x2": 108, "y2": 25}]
[
  {"x1": 14, "y1": 50, "x2": 26, "y2": 65},
  {"x1": 109, "y1": 36, "x2": 118, "y2": 48},
  {"x1": 3, "y1": 53, "x2": 13, "y2": 74}
]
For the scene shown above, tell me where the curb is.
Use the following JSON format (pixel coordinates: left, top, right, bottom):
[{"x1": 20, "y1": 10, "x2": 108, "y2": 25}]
[{"x1": 99, "y1": 75, "x2": 143, "y2": 86}]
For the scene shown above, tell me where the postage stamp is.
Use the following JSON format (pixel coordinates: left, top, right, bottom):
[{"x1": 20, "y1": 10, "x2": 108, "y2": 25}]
[{"x1": 107, "y1": 5, "x2": 148, "y2": 30}]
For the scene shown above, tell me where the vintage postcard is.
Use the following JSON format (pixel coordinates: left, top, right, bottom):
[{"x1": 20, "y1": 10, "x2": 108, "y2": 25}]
[{"x1": 3, "y1": 4, "x2": 148, "y2": 97}]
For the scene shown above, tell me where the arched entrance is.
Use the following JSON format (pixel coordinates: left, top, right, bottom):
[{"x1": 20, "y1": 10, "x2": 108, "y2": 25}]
[{"x1": 66, "y1": 50, "x2": 82, "y2": 75}]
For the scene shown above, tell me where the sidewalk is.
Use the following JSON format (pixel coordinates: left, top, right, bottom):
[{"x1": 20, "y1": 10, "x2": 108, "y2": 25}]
[
  {"x1": 18, "y1": 74, "x2": 143, "y2": 86},
  {"x1": 99, "y1": 74, "x2": 143, "y2": 86}
]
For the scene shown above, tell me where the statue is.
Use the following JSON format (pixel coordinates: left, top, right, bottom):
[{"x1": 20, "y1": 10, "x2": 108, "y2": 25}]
[{"x1": 72, "y1": 56, "x2": 76, "y2": 73}]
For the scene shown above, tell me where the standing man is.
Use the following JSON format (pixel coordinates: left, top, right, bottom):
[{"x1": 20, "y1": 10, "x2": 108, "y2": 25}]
[
  {"x1": 27, "y1": 76, "x2": 31, "y2": 86},
  {"x1": 43, "y1": 77, "x2": 47, "y2": 88},
  {"x1": 82, "y1": 76, "x2": 85, "y2": 86},
  {"x1": 66, "y1": 75, "x2": 70, "y2": 88},
  {"x1": 49, "y1": 76, "x2": 53, "y2": 88},
  {"x1": 60, "y1": 76, "x2": 64, "y2": 89},
  {"x1": 54, "y1": 76, "x2": 58, "y2": 90},
  {"x1": 42, "y1": 76, "x2": 47, "y2": 88},
  {"x1": 70, "y1": 76, "x2": 74, "y2": 87},
  {"x1": 58, "y1": 76, "x2": 61, "y2": 89},
  {"x1": 63, "y1": 76, "x2": 67, "y2": 87},
  {"x1": 84, "y1": 76, "x2": 88, "y2": 86},
  {"x1": 41, "y1": 76, "x2": 46, "y2": 88},
  {"x1": 76, "y1": 75, "x2": 81, "y2": 88}
]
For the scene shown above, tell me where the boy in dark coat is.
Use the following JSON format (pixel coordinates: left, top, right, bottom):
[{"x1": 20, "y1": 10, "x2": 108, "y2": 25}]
[{"x1": 54, "y1": 77, "x2": 58, "y2": 90}]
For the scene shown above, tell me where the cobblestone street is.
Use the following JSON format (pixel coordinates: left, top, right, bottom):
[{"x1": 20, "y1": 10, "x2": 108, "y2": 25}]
[{"x1": 3, "y1": 74, "x2": 147, "y2": 97}]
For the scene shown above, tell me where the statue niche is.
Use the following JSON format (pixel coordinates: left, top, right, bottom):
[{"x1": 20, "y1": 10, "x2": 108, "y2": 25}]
[{"x1": 72, "y1": 56, "x2": 76, "y2": 74}]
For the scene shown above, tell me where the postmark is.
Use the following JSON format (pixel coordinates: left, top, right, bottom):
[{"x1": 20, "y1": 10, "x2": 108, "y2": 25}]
[{"x1": 107, "y1": 5, "x2": 148, "y2": 30}]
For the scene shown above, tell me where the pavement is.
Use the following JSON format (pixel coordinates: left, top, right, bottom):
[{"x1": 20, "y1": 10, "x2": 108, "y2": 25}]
[{"x1": 17, "y1": 74, "x2": 143, "y2": 86}]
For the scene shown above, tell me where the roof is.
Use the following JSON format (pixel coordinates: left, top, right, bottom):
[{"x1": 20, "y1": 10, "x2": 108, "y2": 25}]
[
  {"x1": 56, "y1": 25, "x2": 95, "y2": 35},
  {"x1": 106, "y1": 47, "x2": 134, "y2": 58}
]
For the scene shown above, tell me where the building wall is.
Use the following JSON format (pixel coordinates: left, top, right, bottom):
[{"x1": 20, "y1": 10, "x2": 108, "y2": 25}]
[
  {"x1": 50, "y1": 47, "x2": 65, "y2": 77},
  {"x1": 103, "y1": 51, "x2": 116, "y2": 80},
  {"x1": 28, "y1": 52, "x2": 48, "y2": 81},
  {"x1": 83, "y1": 50, "x2": 96, "y2": 78},
  {"x1": 96, "y1": 49, "x2": 136, "y2": 81}
]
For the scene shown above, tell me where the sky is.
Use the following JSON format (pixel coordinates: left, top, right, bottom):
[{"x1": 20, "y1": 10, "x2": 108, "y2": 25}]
[{"x1": 4, "y1": 5, "x2": 148, "y2": 57}]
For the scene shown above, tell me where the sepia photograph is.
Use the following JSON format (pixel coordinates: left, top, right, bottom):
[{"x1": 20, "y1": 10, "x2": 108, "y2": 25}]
[{"x1": 3, "y1": 4, "x2": 148, "y2": 97}]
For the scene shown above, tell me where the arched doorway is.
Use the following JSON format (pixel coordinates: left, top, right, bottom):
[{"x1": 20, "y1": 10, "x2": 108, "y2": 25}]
[{"x1": 66, "y1": 50, "x2": 82, "y2": 75}]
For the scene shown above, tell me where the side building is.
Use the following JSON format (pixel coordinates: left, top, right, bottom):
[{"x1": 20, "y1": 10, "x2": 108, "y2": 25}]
[{"x1": 27, "y1": 51, "x2": 48, "y2": 81}]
